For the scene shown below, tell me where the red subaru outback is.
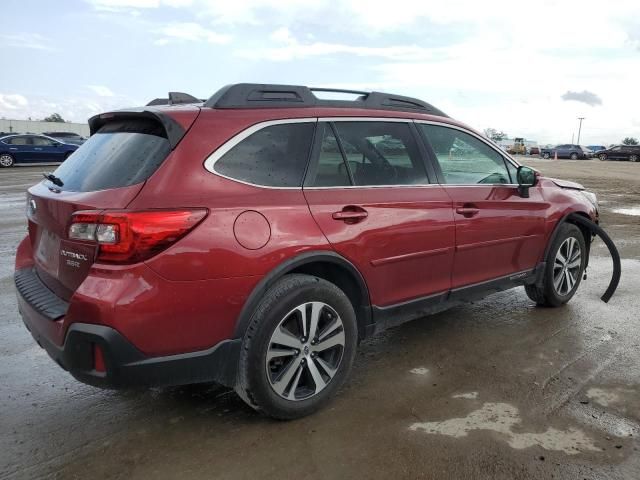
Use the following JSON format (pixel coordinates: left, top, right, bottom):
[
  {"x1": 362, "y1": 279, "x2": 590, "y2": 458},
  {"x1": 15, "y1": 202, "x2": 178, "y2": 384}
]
[{"x1": 15, "y1": 84, "x2": 599, "y2": 419}]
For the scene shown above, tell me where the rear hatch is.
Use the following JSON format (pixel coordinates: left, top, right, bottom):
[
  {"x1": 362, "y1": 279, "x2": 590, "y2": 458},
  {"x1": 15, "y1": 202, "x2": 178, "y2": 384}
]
[{"x1": 26, "y1": 110, "x2": 197, "y2": 301}]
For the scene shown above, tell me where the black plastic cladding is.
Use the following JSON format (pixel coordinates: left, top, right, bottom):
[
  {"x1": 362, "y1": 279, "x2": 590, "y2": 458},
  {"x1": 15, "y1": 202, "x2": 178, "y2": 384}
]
[{"x1": 203, "y1": 83, "x2": 449, "y2": 117}]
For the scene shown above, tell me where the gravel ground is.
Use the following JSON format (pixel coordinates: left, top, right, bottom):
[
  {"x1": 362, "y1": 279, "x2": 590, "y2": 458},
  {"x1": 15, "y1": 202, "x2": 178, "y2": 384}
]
[{"x1": 1, "y1": 159, "x2": 639, "y2": 480}]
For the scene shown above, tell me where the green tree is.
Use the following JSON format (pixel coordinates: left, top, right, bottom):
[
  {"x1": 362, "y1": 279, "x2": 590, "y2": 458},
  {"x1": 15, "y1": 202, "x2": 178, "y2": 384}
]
[
  {"x1": 43, "y1": 113, "x2": 65, "y2": 123},
  {"x1": 483, "y1": 128, "x2": 508, "y2": 142},
  {"x1": 622, "y1": 137, "x2": 639, "y2": 146}
]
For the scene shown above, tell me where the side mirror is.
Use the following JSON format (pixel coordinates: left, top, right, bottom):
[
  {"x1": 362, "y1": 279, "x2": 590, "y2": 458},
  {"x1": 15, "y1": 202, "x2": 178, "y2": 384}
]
[{"x1": 516, "y1": 166, "x2": 537, "y2": 198}]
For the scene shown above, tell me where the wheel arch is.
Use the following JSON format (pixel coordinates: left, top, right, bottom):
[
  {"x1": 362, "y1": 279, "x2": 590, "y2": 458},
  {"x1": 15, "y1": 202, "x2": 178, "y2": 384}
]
[
  {"x1": 234, "y1": 251, "x2": 372, "y2": 341},
  {"x1": 542, "y1": 210, "x2": 594, "y2": 268}
]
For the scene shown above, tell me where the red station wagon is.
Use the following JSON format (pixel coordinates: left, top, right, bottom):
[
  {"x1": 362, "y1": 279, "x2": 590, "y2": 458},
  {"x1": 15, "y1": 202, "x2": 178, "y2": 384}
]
[{"x1": 15, "y1": 84, "x2": 599, "y2": 419}]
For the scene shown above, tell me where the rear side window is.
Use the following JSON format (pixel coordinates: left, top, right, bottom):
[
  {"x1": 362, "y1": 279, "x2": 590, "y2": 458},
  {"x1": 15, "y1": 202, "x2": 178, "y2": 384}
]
[
  {"x1": 32, "y1": 137, "x2": 56, "y2": 146},
  {"x1": 214, "y1": 122, "x2": 315, "y2": 187},
  {"x1": 7, "y1": 136, "x2": 30, "y2": 145},
  {"x1": 49, "y1": 119, "x2": 171, "y2": 192},
  {"x1": 328, "y1": 121, "x2": 428, "y2": 186},
  {"x1": 309, "y1": 124, "x2": 352, "y2": 187}
]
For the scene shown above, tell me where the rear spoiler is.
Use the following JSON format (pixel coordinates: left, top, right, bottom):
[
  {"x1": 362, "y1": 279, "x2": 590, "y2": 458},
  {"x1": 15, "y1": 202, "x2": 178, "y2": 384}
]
[
  {"x1": 146, "y1": 92, "x2": 204, "y2": 106},
  {"x1": 88, "y1": 109, "x2": 187, "y2": 149}
]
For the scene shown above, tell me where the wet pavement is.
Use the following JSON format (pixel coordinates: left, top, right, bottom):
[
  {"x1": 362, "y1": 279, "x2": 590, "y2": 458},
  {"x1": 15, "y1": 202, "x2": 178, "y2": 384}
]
[{"x1": 1, "y1": 161, "x2": 639, "y2": 479}]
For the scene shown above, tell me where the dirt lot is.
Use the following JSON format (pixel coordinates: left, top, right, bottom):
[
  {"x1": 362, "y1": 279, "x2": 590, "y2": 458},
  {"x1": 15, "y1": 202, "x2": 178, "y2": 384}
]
[{"x1": 1, "y1": 159, "x2": 639, "y2": 480}]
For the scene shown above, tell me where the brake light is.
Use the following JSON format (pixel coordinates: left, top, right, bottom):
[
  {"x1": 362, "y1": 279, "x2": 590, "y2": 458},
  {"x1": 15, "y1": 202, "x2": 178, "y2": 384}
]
[{"x1": 68, "y1": 209, "x2": 207, "y2": 264}]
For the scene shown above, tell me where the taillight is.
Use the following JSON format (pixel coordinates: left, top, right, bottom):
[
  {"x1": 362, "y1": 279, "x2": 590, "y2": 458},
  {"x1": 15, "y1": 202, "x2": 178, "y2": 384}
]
[{"x1": 68, "y1": 209, "x2": 207, "y2": 264}]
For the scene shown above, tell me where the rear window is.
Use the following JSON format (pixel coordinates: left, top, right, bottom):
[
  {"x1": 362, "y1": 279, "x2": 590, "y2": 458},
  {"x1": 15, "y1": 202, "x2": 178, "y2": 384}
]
[
  {"x1": 49, "y1": 119, "x2": 171, "y2": 192},
  {"x1": 213, "y1": 122, "x2": 315, "y2": 187}
]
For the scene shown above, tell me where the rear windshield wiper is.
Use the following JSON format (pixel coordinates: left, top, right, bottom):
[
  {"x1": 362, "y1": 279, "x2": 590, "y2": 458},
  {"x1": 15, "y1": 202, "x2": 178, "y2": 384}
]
[{"x1": 42, "y1": 172, "x2": 64, "y2": 187}]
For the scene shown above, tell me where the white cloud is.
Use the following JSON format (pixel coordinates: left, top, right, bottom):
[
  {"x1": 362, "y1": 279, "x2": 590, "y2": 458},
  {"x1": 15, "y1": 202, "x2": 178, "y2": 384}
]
[
  {"x1": 0, "y1": 33, "x2": 55, "y2": 51},
  {"x1": 240, "y1": 29, "x2": 436, "y2": 61},
  {"x1": 0, "y1": 93, "x2": 141, "y2": 123},
  {"x1": 155, "y1": 22, "x2": 231, "y2": 45},
  {"x1": 87, "y1": 0, "x2": 192, "y2": 9},
  {"x1": 87, "y1": 85, "x2": 116, "y2": 97},
  {"x1": 44, "y1": 0, "x2": 640, "y2": 143},
  {"x1": 0, "y1": 94, "x2": 28, "y2": 111}
]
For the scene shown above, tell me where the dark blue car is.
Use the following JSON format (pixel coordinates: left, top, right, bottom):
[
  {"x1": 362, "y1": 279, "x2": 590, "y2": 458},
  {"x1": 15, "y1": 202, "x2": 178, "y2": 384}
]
[
  {"x1": 539, "y1": 144, "x2": 590, "y2": 160},
  {"x1": 0, "y1": 134, "x2": 79, "y2": 168}
]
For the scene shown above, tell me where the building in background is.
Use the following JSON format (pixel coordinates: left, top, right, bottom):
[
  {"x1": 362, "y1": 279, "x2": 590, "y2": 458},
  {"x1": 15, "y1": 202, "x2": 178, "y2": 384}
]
[{"x1": 0, "y1": 119, "x2": 89, "y2": 137}]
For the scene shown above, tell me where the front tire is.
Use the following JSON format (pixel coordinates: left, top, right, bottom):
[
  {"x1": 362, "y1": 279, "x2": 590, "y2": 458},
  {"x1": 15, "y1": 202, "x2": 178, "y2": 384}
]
[
  {"x1": 236, "y1": 274, "x2": 358, "y2": 419},
  {"x1": 525, "y1": 223, "x2": 586, "y2": 307},
  {"x1": 599, "y1": 153, "x2": 607, "y2": 161},
  {"x1": 543, "y1": 152, "x2": 551, "y2": 159},
  {"x1": 0, "y1": 153, "x2": 14, "y2": 167},
  {"x1": 630, "y1": 154, "x2": 639, "y2": 162}
]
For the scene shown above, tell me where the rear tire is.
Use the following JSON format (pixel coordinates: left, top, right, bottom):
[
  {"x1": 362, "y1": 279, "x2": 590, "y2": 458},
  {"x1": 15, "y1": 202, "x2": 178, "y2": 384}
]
[
  {"x1": 0, "y1": 153, "x2": 14, "y2": 168},
  {"x1": 525, "y1": 223, "x2": 586, "y2": 307},
  {"x1": 570, "y1": 153, "x2": 579, "y2": 160},
  {"x1": 630, "y1": 154, "x2": 639, "y2": 162},
  {"x1": 235, "y1": 274, "x2": 358, "y2": 419},
  {"x1": 543, "y1": 153, "x2": 550, "y2": 159}
]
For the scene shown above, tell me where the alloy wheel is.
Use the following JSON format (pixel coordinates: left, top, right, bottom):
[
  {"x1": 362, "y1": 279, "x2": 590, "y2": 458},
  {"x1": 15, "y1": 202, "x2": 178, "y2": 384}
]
[
  {"x1": 553, "y1": 237, "x2": 582, "y2": 296},
  {"x1": 0, "y1": 154, "x2": 13, "y2": 167},
  {"x1": 631, "y1": 155, "x2": 638, "y2": 162},
  {"x1": 266, "y1": 301, "x2": 345, "y2": 401},
  {"x1": 599, "y1": 154, "x2": 607, "y2": 161}
]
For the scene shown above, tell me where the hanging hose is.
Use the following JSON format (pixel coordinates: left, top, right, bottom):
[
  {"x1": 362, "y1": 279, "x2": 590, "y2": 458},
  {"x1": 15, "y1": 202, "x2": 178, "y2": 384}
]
[{"x1": 566, "y1": 213, "x2": 621, "y2": 303}]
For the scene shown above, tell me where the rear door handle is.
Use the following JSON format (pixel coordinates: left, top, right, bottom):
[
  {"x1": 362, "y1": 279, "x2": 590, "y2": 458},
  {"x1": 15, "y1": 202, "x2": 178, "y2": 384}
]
[
  {"x1": 455, "y1": 206, "x2": 480, "y2": 217},
  {"x1": 332, "y1": 207, "x2": 368, "y2": 223}
]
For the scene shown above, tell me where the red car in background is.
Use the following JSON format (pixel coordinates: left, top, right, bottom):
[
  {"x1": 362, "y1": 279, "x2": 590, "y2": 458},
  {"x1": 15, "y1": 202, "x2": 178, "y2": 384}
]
[{"x1": 15, "y1": 84, "x2": 599, "y2": 419}]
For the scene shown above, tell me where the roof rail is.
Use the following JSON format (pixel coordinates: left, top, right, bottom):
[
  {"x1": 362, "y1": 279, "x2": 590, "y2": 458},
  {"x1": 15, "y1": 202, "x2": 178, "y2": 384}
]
[
  {"x1": 203, "y1": 83, "x2": 448, "y2": 117},
  {"x1": 146, "y1": 92, "x2": 203, "y2": 106}
]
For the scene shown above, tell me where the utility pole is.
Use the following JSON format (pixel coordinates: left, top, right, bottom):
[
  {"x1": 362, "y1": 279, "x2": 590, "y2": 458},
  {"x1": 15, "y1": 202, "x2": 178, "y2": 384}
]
[{"x1": 577, "y1": 117, "x2": 585, "y2": 144}]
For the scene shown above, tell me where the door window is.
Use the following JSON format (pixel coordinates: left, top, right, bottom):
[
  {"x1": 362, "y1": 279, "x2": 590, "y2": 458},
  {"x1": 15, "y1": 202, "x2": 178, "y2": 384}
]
[
  {"x1": 308, "y1": 124, "x2": 352, "y2": 187},
  {"x1": 32, "y1": 136, "x2": 56, "y2": 146},
  {"x1": 7, "y1": 136, "x2": 31, "y2": 145},
  {"x1": 419, "y1": 124, "x2": 512, "y2": 185},
  {"x1": 214, "y1": 122, "x2": 315, "y2": 187},
  {"x1": 330, "y1": 121, "x2": 428, "y2": 186}
]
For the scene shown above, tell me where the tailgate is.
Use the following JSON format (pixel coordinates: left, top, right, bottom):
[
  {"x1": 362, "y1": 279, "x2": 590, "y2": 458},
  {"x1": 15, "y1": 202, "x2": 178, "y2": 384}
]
[{"x1": 27, "y1": 182, "x2": 143, "y2": 301}]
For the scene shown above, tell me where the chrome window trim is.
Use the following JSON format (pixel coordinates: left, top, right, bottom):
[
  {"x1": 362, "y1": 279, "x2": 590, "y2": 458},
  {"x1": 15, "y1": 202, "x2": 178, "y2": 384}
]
[
  {"x1": 318, "y1": 117, "x2": 410, "y2": 123},
  {"x1": 304, "y1": 184, "x2": 437, "y2": 190},
  {"x1": 203, "y1": 117, "x2": 317, "y2": 190},
  {"x1": 203, "y1": 116, "x2": 523, "y2": 190},
  {"x1": 413, "y1": 119, "x2": 521, "y2": 171}
]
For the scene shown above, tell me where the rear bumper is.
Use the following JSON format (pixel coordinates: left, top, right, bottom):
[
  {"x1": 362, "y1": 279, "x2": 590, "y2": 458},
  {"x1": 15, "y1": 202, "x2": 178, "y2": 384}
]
[{"x1": 16, "y1": 268, "x2": 240, "y2": 389}]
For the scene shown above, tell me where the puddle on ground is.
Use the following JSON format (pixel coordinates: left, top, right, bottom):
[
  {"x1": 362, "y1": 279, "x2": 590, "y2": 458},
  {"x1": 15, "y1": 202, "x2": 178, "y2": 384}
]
[
  {"x1": 410, "y1": 367, "x2": 429, "y2": 375},
  {"x1": 452, "y1": 392, "x2": 478, "y2": 399},
  {"x1": 612, "y1": 207, "x2": 640, "y2": 216},
  {"x1": 586, "y1": 387, "x2": 636, "y2": 407},
  {"x1": 410, "y1": 402, "x2": 599, "y2": 455}
]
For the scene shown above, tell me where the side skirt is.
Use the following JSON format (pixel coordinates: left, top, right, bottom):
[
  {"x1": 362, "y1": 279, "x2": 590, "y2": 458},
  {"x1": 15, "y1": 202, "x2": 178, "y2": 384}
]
[{"x1": 370, "y1": 265, "x2": 541, "y2": 334}]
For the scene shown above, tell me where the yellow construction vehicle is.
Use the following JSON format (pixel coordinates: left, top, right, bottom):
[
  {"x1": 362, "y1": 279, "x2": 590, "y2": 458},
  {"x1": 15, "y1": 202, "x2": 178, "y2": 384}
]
[{"x1": 507, "y1": 137, "x2": 526, "y2": 155}]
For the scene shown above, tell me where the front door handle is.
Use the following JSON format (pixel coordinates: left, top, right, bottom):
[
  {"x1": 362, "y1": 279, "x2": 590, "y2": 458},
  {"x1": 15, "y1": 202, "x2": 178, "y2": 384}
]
[
  {"x1": 455, "y1": 206, "x2": 480, "y2": 217},
  {"x1": 332, "y1": 206, "x2": 368, "y2": 223}
]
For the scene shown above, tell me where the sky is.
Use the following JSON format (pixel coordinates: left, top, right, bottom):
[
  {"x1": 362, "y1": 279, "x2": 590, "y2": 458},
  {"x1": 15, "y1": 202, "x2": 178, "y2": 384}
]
[{"x1": 1, "y1": 0, "x2": 639, "y2": 145}]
